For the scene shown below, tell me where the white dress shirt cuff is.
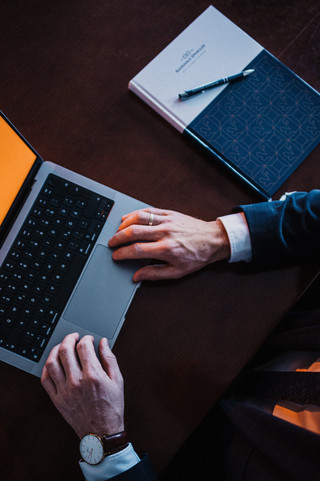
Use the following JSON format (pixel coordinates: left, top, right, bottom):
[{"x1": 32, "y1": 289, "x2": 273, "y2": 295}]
[
  {"x1": 218, "y1": 212, "x2": 252, "y2": 263},
  {"x1": 79, "y1": 443, "x2": 140, "y2": 481}
]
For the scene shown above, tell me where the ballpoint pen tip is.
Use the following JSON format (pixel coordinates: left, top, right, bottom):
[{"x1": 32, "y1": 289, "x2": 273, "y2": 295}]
[
  {"x1": 178, "y1": 92, "x2": 189, "y2": 100},
  {"x1": 243, "y1": 69, "x2": 255, "y2": 76}
]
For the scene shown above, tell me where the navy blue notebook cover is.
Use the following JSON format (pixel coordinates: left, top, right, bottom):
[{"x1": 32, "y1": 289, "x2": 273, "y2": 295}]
[{"x1": 186, "y1": 50, "x2": 320, "y2": 198}]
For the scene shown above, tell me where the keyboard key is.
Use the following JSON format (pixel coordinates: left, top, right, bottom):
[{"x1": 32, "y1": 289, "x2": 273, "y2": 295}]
[
  {"x1": 41, "y1": 186, "x2": 54, "y2": 197},
  {"x1": 35, "y1": 335, "x2": 47, "y2": 349},
  {"x1": 26, "y1": 347, "x2": 42, "y2": 362}
]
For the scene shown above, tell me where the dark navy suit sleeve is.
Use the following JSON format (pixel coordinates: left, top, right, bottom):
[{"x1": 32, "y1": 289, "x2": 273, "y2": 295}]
[
  {"x1": 109, "y1": 454, "x2": 158, "y2": 481},
  {"x1": 237, "y1": 190, "x2": 320, "y2": 267}
]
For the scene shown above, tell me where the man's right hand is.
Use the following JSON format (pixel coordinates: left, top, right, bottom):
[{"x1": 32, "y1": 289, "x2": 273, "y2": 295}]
[{"x1": 108, "y1": 207, "x2": 231, "y2": 282}]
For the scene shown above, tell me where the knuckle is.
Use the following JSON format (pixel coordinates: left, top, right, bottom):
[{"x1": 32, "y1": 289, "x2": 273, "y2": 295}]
[
  {"x1": 161, "y1": 239, "x2": 171, "y2": 251},
  {"x1": 160, "y1": 226, "x2": 171, "y2": 238},
  {"x1": 138, "y1": 212, "x2": 147, "y2": 223},
  {"x1": 58, "y1": 344, "x2": 69, "y2": 357},
  {"x1": 126, "y1": 226, "x2": 136, "y2": 237},
  {"x1": 45, "y1": 359, "x2": 56, "y2": 375},
  {"x1": 76, "y1": 339, "x2": 85, "y2": 351},
  {"x1": 76, "y1": 335, "x2": 92, "y2": 352},
  {"x1": 84, "y1": 372, "x2": 100, "y2": 388},
  {"x1": 68, "y1": 376, "x2": 82, "y2": 391},
  {"x1": 132, "y1": 243, "x2": 142, "y2": 254}
]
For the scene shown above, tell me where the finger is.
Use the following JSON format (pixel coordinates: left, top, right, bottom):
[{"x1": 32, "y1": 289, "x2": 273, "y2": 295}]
[
  {"x1": 76, "y1": 335, "x2": 102, "y2": 374},
  {"x1": 121, "y1": 207, "x2": 170, "y2": 222},
  {"x1": 44, "y1": 343, "x2": 66, "y2": 386},
  {"x1": 109, "y1": 225, "x2": 162, "y2": 248},
  {"x1": 41, "y1": 364, "x2": 57, "y2": 397},
  {"x1": 133, "y1": 264, "x2": 182, "y2": 282},
  {"x1": 57, "y1": 332, "x2": 81, "y2": 380},
  {"x1": 117, "y1": 212, "x2": 165, "y2": 232},
  {"x1": 98, "y1": 338, "x2": 122, "y2": 381},
  {"x1": 112, "y1": 241, "x2": 168, "y2": 262}
]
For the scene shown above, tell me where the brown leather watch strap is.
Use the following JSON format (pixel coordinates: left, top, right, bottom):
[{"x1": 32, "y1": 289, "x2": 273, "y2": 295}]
[{"x1": 101, "y1": 431, "x2": 130, "y2": 456}]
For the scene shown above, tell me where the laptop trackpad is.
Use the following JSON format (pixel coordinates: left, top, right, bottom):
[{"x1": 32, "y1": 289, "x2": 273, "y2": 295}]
[{"x1": 64, "y1": 244, "x2": 136, "y2": 339}]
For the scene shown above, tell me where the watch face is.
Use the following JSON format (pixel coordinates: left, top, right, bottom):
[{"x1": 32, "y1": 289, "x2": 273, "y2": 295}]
[{"x1": 80, "y1": 434, "x2": 104, "y2": 465}]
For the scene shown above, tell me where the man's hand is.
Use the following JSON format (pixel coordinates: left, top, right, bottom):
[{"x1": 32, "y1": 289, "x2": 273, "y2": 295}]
[
  {"x1": 108, "y1": 207, "x2": 231, "y2": 281},
  {"x1": 41, "y1": 333, "x2": 124, "y2": 439}
]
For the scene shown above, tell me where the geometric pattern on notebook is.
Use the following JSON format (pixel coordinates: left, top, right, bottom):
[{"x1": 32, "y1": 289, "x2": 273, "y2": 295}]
[{"x1": 189, "y1": 50, "x2": 320, "y2": 196}]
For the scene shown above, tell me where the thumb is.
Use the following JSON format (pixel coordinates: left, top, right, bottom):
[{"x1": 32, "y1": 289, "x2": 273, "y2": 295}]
[
  {"x1": 99, "y1": 338, "x2": 122, "y2": 381},
  {"x1": 133, "y1": 264, "x2": 181, "y2": 282}
]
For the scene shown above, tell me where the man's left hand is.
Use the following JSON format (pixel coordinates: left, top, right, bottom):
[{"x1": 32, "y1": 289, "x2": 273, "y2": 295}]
[{"x1": 41, "y1": 333, "x2": 125, "y2": 439}]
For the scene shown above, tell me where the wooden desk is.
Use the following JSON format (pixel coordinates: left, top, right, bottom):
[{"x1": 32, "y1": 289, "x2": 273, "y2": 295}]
[{"x1": 0, "y1": 1, "x2": 319, "y2": 479}]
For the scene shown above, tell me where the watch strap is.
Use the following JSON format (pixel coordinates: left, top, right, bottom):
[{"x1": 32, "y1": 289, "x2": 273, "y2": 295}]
[{"x1": 101, "y1": 431, "x2": 129, "y2": 456}]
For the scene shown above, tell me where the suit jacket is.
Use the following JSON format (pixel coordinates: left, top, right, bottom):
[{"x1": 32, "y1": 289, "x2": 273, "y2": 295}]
[
  {"x1": 222, "y1": 190, "x2": 320, "y2": 481},
  {"x1": 220, "y1": 307, "x2": 320, "y2": 481},
  {"x1": 239, "y1": 189, "x2": 320, "y2": 267},
  {"x1": 109, "y1": 190, "x2": 320, "y2": 481}
]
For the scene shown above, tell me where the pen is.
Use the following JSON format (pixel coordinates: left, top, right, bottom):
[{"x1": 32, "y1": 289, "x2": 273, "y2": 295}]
[{"x1": 178, "y1": 68, "x2": 255, "y2": 100}]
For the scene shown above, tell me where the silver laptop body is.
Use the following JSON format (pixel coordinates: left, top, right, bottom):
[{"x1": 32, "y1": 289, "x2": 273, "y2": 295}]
[{"x1": 0, "y1": 112, "x2": 148, "y2": 377}]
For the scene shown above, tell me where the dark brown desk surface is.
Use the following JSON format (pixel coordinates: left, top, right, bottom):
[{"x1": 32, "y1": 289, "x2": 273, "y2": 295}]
[{"x1": 0, "y1": 1, "x2": 319, "y2": 479}]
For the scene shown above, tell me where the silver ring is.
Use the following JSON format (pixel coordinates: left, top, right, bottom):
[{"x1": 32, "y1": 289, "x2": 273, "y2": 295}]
[{"x1": 148, "y1": 213, "x2": 154, "y2": 226}]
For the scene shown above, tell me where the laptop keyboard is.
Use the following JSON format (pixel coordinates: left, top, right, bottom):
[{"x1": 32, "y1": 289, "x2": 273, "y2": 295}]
[{"x1": 0, "y1": 174, "x2": 114, "y2": 362}]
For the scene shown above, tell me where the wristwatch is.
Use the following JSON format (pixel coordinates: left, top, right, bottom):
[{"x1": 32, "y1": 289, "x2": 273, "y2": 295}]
[{"x1": 80, "y1": 431, "x2": 129, "y2": 465}]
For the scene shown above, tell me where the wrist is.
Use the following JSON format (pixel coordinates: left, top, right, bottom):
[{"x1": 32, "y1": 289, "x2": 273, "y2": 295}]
[
  {"x1": 76, "y1": 415, "x2": 125, "y2": 440},
  {"x1": 208, "y1": 220, "x2": 231, "y2": 263}
]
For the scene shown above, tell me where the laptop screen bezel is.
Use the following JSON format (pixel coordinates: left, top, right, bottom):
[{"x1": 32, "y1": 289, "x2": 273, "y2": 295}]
[{"x1": 0, "y1": 111, "x2": 43, "y2": 247}]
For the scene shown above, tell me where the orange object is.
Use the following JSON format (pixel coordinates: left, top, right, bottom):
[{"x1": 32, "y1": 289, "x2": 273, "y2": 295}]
[
  {"x1": 273, "y1": 357, "x2": 320, "y2": 434},
  {"x1": 0, "y1": 116, "x2": 36, "y2": 225}
]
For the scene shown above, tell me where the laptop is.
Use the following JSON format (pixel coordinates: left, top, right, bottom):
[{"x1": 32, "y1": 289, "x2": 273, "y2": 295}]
[{"x1": 0, "y1": 110, "x2": 148, "y2": 377}]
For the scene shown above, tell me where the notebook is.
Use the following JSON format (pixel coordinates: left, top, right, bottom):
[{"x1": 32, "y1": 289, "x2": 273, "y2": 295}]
[
  {"x1": 0, "y1": 110, "x2": 148, "y2": 377},
  {"x1": 129, "y1": 5, "x2": 320, "y2": 199}
]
